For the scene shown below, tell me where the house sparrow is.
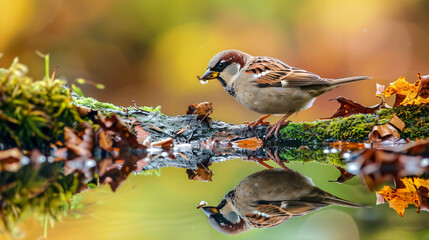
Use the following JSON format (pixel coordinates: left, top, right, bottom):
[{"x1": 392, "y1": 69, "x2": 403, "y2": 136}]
[
  {"x1": 198, "y1": 50, "x2": 371, "y2": 138},
  {"x1": 201, "y1": 168, "x2": 364, "y2": 234}
]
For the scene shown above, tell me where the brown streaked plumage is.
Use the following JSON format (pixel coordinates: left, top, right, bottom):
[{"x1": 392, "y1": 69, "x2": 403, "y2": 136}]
[
  {"x1": 198, "y1": 50, "x2": 371, "y2": 139},
  {"x1": 201, "y1": 168, "x2": 364, "y2": 235}
]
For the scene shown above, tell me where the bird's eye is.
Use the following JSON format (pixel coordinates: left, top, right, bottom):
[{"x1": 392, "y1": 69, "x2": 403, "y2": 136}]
[{"x1": 218, "y1": 62, "x2": 225, "y2": 68}]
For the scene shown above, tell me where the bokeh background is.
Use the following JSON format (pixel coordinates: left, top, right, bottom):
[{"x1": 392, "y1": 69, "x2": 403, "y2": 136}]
[{"x1": 1, "y1": 0, "x2": 429, "y2": 239}]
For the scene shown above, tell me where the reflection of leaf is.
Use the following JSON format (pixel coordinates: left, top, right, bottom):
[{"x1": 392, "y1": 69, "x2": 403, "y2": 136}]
[
  {"x1": 327, "y1": 96, "x2": 384, "y2": 119},
  {"x1": 376, "y1": 177, "x2": 429, "y2": 216},
  {"x1": 350, "y1": 140, "x2": 429, "y2": 191},
  {"x1": 0, "y1": 148, "x2": 22, "y2": 172},
  {"x1": 186, "y1": 165, "x2": 213, "y2": 182},
  {"x1": 329, "y1": 166, "x2": 355, "y2": 183},
  {"x1": 232, "y1": 137, "x2": 264, "y2": 151},
  {"x1": 134, "y1": 125, "x2": 150, "y2": 144}
]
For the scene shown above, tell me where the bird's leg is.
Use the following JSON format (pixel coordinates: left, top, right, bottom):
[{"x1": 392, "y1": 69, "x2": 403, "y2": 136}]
[
  {"x1": 266, "y1": 148, "x2": 291, "y2": 171},
  {"x1": 244, "y1": 114, "x2": 271, "y2": 129},
  {"x1": 265, "y1": 112, "x2": 293, "y2": 139}
]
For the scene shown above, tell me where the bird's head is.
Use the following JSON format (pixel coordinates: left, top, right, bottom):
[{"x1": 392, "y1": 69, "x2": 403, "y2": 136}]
[
  {"x1": 198, "y1": 50, "x2": 251, "y2": 89},
  {"x1": 200, "y1": 191, "x2": 250, "y2": 235}
]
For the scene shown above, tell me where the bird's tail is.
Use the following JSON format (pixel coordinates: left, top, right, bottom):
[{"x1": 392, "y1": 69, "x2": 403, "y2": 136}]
[
  {"x1": 312, "y1": 188, "x2": 367, "y2": 208},
  {"x1": 327, "y1": 76, "x2": 372, "y2": 86}
]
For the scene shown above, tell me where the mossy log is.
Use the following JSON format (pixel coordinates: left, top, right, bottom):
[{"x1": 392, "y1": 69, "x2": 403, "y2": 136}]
[{"x1": 74, "y1": 95, "x2": 429, "y2": 144}]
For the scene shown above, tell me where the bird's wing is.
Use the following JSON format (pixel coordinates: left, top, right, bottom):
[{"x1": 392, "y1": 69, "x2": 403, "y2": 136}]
[
  {"x1": 245, "y1": 204, "x2": 291, "y2": 228},
  {"x1": 245, "y1": 57, "x2": 330, "y2": 88},
  {"x1": 252, "y1": 200, "x2": 329, "y2": 216}
]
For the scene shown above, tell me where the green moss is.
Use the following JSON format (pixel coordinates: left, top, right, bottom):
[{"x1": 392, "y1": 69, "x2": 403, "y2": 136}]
[
  {"x1": 279, "y1": 104, "x2": 429, "y2": 142},
  {"x1": 72, "y1": 96, "x2": 123, "y2": 111},
  {"x1": 278, "y1": 148, "x2": 345, "y2": 167},
  {"x1": 0, "y1": 58, "x2": 83, "y2": 149},
  {"x1": 72, "y1": 96, "x2": 162, "y2": 114}
]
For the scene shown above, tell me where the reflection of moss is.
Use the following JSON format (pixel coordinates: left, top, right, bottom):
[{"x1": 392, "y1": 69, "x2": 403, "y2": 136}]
[
  {"x1": 0, "y1": 162, "x2": 84, "y2": 234},
  {"x1": 278, "y1": 148, "x2": 345, "y2": 167},
  {"x1": 279, "y1": 104, "x2": 429, "y2": 142}
]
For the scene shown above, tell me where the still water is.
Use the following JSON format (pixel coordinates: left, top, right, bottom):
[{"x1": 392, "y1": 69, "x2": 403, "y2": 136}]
[{"x1": 20, "y1": 157, "x2": 429, "y2": 240}]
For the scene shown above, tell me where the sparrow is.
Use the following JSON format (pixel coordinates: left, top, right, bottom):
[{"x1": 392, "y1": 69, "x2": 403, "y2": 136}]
[
  {"x1": 198, "y1": 50, "x2": 371, "y2": 138},
  {"x1": 201, "y1": 168, "x2": 364, "y2": 235}
]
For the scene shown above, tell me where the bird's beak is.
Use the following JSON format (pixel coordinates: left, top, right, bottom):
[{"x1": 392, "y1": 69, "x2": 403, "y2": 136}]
[
  {"x1": 198, "y1": 70, "x2": 219, "y2": 80},
  {"x1": 201, "y1": 206, "x2": 219, "y2": 216}
]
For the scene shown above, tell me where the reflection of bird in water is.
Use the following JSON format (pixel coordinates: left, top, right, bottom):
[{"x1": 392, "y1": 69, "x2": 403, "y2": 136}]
[{"x1": 201, "y1": 168, "x2": 364, "y2": 234}]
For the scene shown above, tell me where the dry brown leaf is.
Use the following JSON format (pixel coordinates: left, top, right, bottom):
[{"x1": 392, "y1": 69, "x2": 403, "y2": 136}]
[
  {"x1": 186, "y1": 102, "x2": 213, "y2": 120},
  {"x1": 176, "y1": 125, "x2": 189, "y2": 135},
  {"x1": 327, "y1": 96, "x2": 384, "y2": 119},
  {"x1": 350, "y1": 140, "x2": 429, "y2": 191},
  {"x1": 368, "y1": 114, "x2": 405, "y2": 142},
  {"x1": 329, "y1": 166, "x2": 355, "y2": 183},
  {"x1": 98, "y1": 129, "x2": 113, "y2": 151},
  {"x1": 151, "y1": 137, "x2": 174, "y2": 150},
  {"x1": 186, "y1": 165, "x2": 213, "y2": 182},
  {"x1": 0, "y1": 148, "x2": 22, "y2": 172},
  {"x1": 134, "y1": 125, "x2": 150, "y2": 143}
]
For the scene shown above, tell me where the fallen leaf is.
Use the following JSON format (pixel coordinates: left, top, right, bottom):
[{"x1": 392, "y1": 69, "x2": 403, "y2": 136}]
[
  {"x1": 232, "y1": 137, "x2": 264, "y2": 151},
  {"x1": 97, "y1": 129, "x2": 113, "y2": 151},
  {"x1": 151, "y1": 137, "x2": 174, "y2": 150},
  {"x1": 0, "y1": 148, "x2": 23, "y2": 172},
  {"x1": 176, "y1": 125, "x2": 189, "y2": 135},
  {"x1": 327, "y1": 96, "x2": 384, "y2": 119},
  {"x1": 134, "y1": 125, "x2": 150, "y2": 143},
  {"x1": 382, "y1": 76, "x2": 414, "y2": 107},
  {"x1": 186, "y1": 164, "x2": 213, "y2": 182},
  {"x1": 368, "y1": 114, "x2": 405, "y2": 142},
  {"x1": 381, "y1": 74, "x2": 429, "y2": 106},
  {"x1": 186, "y1": 102, "x2": 213, "y2": 121}
]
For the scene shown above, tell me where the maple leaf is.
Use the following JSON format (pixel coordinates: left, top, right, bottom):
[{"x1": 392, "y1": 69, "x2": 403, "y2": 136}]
[
  {"x1": 381, "y1": 76, "x2": 414, "y2": 107},
  {"x1": 327, "y1": 96, "x2": 384, "y2": 119},
  {"x1": 376, "y1": 177, "x2": 429, "y2": 216},
  {"x1": 380, "y1": 74, "x2": 429, "y2": 106}
]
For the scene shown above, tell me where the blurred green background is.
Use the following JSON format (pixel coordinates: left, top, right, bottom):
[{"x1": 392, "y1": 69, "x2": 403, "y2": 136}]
[{"x1": 1, "y1": 0, "x2": 429, "y2": 239}]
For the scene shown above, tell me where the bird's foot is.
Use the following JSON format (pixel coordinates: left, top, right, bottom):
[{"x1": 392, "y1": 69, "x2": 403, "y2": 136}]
[
  {"x1": 265, "y1": 117, "x2": 291, "y2": 140},
  {"x1": 244, "y1": 114, "x2": 271, "y2": 129},
  {"x1": 244, "y1": 156, "x2": 274, "y2": 169},
  {"x1": 266, "y1": 148, "x2": 291, "y2": 171}
]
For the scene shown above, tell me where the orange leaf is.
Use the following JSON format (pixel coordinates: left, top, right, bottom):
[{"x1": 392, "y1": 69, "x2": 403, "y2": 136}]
[
  {"x1": 381, "y1": 74, "x2": 429, "y2": 106},
  {"x1": 134, "y1": 125, "x2": 150, "y2": 143},
  {"x1": 176, "y1": 125, "x2": 189, "y2": 135},
  {"x1": 186, "y1": 102, "x2": 213, "y2": 120},
  {"x1": 232, "y1": 137, "x2": 264, "y2": 150},
  {"x1": 376, "y1": 177, "x2": 428, "y2": 216}
]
